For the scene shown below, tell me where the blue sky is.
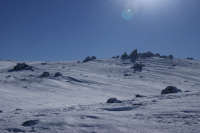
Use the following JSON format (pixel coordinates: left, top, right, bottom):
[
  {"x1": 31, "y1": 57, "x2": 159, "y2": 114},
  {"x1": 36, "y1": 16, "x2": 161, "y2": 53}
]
[{"x1": 0, "y1": 0, "x2": 200, "y2": 61}]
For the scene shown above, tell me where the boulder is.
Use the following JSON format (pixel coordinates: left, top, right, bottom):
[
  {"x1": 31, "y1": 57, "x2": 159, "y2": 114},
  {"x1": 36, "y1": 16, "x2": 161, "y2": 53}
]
[
  {"x1": 161, "y1": 86, "x2": 182, "y2": 95},
  {"x1": 120, "y1": 52, "x2": 129, "y2": 60},
  {"x1": 135, "y1": 94, "x2": 145, "y2": 98},
  {"x1": 40, "y1": 72, "x2": 50, "y2": 78},
  {"x1": 83, "y1": 56, "x2": 97, "y2": 63},
  {"x1": 54, "y1": 72, "x2": 62, "y2": 77},
  {"x1": 22, "y1": 120, "x2": 39, "y2": 127},
  {"x1": 9, "y1": 63, "x2": 33, "y2": 72},
  {"x1": 124, "y1": 73, "x2": 131, "y2": 77},
  {"x1": 106, "y1": 98, "x2": 122, "y2": 103}
]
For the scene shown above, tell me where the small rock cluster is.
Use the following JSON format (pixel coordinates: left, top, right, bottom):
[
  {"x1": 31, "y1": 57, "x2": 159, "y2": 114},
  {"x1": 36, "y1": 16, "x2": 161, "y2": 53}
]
[
  {"x1": 106, "y1": 86, "x2": 182, "y2": 104},
  {"x1": 39, "y1": 72, "x2": 63, "y2": 78},
  {"x1": 120, "y1": 49, "x2": 174, "y2": 61},
  {"x1": 6, "y1": 128, "x2": 25, "y2": 133},
  {"x1": 83, "y1": 56, "x2": 97, "y2": 63},
  {"x1": 8, "y1": 63, "x2": 34, "y2": 72}
]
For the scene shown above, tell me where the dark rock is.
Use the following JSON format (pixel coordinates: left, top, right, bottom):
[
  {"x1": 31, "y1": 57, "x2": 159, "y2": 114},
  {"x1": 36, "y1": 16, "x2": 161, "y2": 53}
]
[
  {"x1": 8, "y1": 63, "x2": 33, "y2": 72},
  {"x1": 124, "y1": 73, "x2": 131, "y2": 77},
  {"x1": 103, "y1": 106, "x2": 134, "y2": 111},
  {"x1": 106, "y1": 98, "x2": 122, "y2": 103},
  {"x1": 161, "y1": 86, "x2": 182, "y2": 95},
  {"x1": 6, "y1": 75, "x2": 11, "y2": 78},
  {"x1": 23, "y1": 86, "x2": 28, "y2": 88},
  {"x1": 155, "y1": 53, "x2": 160, "y2": 57},
  {"x1": 168, "y1": 54, "x2": 174, "y2": 60},
  {"x1": 112, "y1": 56, "x2": 119, "y2": 59},
  {"x1": 15, "y1": 108, "x2": 23, "y2": 111},
  {"x1": 152, "y1": 100, "x2": 157, "y2": 102},
  {"x1": 184, "y1": 90, "x2": 191, "y2": 93},
  {"x1": 160, "y1": 55, "x2": 168, "y2": 59},
  {"x1": 112, "y1": 56, "x2": 116, "y2": 59},
  {"x1": 129, "y1": 49, "x2": 138, "y2": 63},
  {"x1": 131, "y1": 63, "x2": 144, "y2": 72},
  {"x1": 121, "y1": 52, "x2": 129, "y2": 60},
  {"x1": 186, "y1": 57, "x2": 194, "y2": 60},
  {"x1": 40, "y1": 72, "x2": 50, "y2": 78},
  {"x1": 41, "y1": 62, "x2": 47, "y2": 65},
  {"x1": 138, "y1": 51, "x2": 154, "y2": 59},
  {"x1": 6, "y1": 128, "x2": 25, "y2": 133},
  {"x1": 80, "y1": 115, "x2": 99, "y2": 120},
  {"x1": 22, "y1": 120, "x2": 39, "y2": 127},
  {"x1": 139, "y1": 75, "x2": 144, "y2": 78},
  {"x1": 83, "y1": 56, "x2": 97, "y2": 63},
  {"x1": 54, "y1": 72, "x2": 62, "y2": 77},
  {"x1": 122, "y1": 62, "x2": 131, "y2": 65},
  {"x1": 0, "y1": 110, "x2": 3, "y2": 113},
  {"x1": 67, "y1": 76, "x2": 83, "y2": 83},
  {"x1": 135, "y1": 94, "x2": 145, "y2": 98},
  {"x1": 91, "y1": 56, "x2": 96, "y2": 60},
  {"x1": 83, "y1": 56, "x2": 90, "y2": 63}
]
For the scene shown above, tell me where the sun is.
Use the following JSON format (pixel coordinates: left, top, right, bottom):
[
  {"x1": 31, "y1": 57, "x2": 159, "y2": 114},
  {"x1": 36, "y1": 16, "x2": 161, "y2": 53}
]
[
  {"x1": 123, "y1": 0, "x2": 169, "y2": 10},
  {"x1": 117, "y1": 0, "x2": 171, "y2": 20}
]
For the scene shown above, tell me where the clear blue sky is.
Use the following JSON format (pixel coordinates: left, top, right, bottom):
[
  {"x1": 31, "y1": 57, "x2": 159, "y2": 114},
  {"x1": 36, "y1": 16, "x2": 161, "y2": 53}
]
[{"x1": 0, "y1": 0, "x2": 200, "y2": 61}]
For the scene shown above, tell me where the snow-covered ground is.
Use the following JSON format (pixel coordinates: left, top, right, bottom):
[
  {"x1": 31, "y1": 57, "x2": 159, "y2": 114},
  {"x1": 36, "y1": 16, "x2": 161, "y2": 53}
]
[{"x1": 0, "y1": 57, "x2": 200, "y2": 133}]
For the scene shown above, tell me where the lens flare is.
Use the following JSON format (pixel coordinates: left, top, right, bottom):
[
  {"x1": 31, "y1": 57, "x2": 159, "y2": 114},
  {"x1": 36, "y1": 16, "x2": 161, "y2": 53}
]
[
  {"x1": 117, "y1": 0, "x2": 171, "y2": 16},
  {"x1": 122, "y1": 8, "x2": 134, "y2": 21}
]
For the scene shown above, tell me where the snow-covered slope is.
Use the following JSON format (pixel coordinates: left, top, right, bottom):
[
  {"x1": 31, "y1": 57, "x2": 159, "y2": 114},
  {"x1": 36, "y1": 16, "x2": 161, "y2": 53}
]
[{"x1": 0, "y1": 57, "x2": 200, "y2": 133}]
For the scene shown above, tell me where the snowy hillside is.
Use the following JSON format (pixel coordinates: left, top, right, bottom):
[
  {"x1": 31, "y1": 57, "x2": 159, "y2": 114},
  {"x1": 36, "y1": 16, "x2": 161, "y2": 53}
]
[{"x1": 0, "y1": 57, "x2": 200, "y2": 133}]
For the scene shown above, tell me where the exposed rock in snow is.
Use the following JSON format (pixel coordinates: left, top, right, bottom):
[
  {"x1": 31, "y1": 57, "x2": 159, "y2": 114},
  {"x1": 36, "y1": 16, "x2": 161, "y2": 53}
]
[
  {"x1": 8, "y1": 63, "x2": 34, "y2": 72},
  {"x1": 54, "y1": 72, "x2": 62, "y2": 77},
  {"x1": 22, "y1": 120, "x2": 40, "y2": 127},
  {"x1": 83, "y1": 56, "x2": 97, "y2": 63},
  {"x1": 5, "y1": 128, "x2": 25, "y2": 133},
  {"x1": 39, "y1": 72, "x2": 50, "y2": 78},
  {"x1": 0, "y1": 57, "x2": 200, "y2": 133},
  {"x1": 106, "y1": 98, "x2": 122, "y2": 103},
  {"x1": 161, "y1": 86, "x2": 182, "y2": 95},
  {"x1": 135, "y1": 94, "x2": 146, "y2": 98}
]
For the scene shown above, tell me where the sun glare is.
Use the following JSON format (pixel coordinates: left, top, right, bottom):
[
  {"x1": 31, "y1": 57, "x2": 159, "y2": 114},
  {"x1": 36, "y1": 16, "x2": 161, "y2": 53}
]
[
  {"x1": 122, "y1": 0, "x2": 169, "y2": 11},
  {"x1": 119, "y1": 0, "x2": 171, "y2": 20}
]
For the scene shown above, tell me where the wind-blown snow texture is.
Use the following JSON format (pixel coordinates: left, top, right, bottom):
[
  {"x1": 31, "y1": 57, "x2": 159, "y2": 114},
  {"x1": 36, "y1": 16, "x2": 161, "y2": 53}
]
[{"x1": 0, "y1": 57, "x2": 200, "y2": 133}]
